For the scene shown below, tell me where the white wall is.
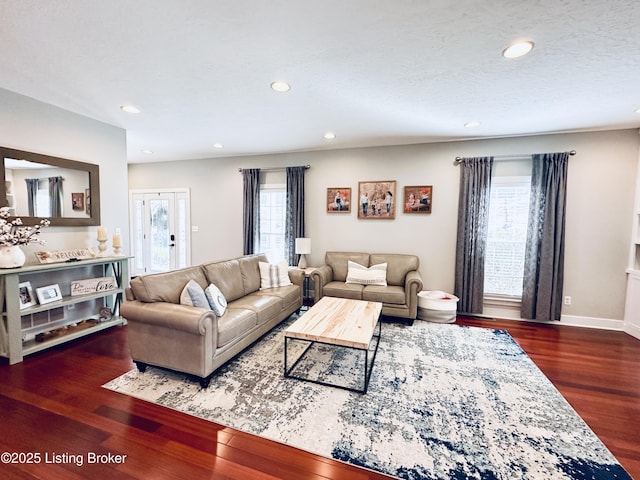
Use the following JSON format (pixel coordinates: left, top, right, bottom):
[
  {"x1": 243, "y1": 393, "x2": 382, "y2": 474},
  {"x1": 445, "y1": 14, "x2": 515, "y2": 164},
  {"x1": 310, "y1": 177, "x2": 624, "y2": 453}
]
[
  {"x1": 128, "y1": 129, "x2": 639, "y2": 326},
  {"x1": 0, "y1": 88, "x2": 129, "y2": 260}
]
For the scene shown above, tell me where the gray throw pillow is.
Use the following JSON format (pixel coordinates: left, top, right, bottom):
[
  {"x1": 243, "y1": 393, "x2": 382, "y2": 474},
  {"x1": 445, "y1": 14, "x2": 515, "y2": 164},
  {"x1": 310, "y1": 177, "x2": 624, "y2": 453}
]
[{"x1": 179, "y1": 279, "x2": 210, "y2": 309}]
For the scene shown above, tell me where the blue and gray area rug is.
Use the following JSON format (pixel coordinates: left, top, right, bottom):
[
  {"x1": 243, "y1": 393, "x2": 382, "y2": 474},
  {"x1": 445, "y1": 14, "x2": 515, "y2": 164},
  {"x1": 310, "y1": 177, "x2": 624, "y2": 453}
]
[{"x1": 104, "y1": 317, "x2": 631, "y2": 479}]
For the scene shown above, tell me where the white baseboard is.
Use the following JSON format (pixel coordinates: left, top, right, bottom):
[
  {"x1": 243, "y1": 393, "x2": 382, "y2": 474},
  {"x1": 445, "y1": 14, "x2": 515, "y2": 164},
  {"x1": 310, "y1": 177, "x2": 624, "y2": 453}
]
[
  {"x1": 481, "y1": 305, "x2": 625, "y2": 331},
  {"x1": 558, "y1": 315, "x2": 625, "y2": 331},
  {"x1": 624, "y1": 321, "x2": 640, "y2": 340}
]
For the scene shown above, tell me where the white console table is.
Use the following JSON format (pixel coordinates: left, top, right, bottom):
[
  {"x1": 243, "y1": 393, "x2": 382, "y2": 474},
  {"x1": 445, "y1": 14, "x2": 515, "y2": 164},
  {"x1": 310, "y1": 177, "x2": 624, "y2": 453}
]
[{"x1": 0, "y1": 256, "x2": 130, "y2": 364}]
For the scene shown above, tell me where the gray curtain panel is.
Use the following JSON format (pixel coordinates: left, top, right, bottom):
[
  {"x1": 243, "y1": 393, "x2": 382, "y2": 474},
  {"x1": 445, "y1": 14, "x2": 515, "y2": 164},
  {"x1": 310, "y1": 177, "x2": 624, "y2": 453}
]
[
  {"x1": 242, "y1": 168, "x2": 260, "y2": 255},
  {"x1": 48, "y1": 176, "x2": 64, "y2": 217},
  {"x1": 25, "y1": 178, "x2": 38, "y2": 216},
  {"x1": 454, "y1": 156, "x2": 493, "y2": 314},
  {"x1": 286, "y1": 166, "x2": 306, "y2": 266},
  {"x1": 521, "y1": 152, "x2": 569, "y2": 321}
]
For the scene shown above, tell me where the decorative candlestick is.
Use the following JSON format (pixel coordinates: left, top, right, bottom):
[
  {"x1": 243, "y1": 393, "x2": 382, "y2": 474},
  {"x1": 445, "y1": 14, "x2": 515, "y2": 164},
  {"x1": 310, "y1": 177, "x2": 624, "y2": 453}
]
[
  {"x1": 112, "y1": 228, "x2": 122, "y2": 256},
  {"x1": 97, "y1": 226, "x2": 108, "y2": 256}
]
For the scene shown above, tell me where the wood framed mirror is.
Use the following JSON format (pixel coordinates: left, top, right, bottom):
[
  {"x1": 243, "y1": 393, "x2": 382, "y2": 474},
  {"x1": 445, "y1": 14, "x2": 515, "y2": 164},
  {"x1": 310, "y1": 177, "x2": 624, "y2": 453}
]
[{"x1": 0, "y1": 146, "x2": 100, "y2": 227}]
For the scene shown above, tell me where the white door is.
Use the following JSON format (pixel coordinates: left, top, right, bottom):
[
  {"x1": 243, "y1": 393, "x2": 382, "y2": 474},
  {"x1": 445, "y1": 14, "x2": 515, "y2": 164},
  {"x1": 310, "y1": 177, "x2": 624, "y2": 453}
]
[{"x1": 129, "y1": 189, "x2": 190, "y2": 275}]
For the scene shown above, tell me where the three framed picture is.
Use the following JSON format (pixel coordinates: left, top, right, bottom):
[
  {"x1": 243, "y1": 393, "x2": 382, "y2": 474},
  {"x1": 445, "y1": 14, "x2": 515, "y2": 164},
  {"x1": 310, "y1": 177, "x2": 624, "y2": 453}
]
[{"x1": 327, "y1": 182, "x2": 432, "y2": 218}]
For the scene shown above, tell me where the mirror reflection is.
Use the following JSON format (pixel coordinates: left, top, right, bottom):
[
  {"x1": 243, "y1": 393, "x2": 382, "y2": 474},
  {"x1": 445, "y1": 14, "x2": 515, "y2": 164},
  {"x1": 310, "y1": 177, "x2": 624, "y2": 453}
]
[
  {"x1": 5, "y1": 159, "x2": 91, "y2": 219},
  {"x1": 0, "y1": 146, "x2": 100, "y2": 227}
]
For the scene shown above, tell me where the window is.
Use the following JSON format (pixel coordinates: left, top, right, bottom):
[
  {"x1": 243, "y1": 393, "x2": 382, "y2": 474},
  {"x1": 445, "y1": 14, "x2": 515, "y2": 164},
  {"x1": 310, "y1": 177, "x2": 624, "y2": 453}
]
[
  {"x1": 259, "y1": 184, "x2": 287, "y2": 263},
  {"x1": 484, "y1": 176, "x2": 531, "y2": 297},
  {"x1": 36, "y1": 178, "x2": 50, "y2": 217}
]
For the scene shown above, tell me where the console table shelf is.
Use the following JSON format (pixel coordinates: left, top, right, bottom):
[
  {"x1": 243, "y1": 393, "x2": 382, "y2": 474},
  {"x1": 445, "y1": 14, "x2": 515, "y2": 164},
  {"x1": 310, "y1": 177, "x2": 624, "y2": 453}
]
[
  {"x1": 0, "y1": 256, "x2": 130, "y2": 364},
  {"x1": 21, "y1": 316, "x2": 124, "y2": 357}
]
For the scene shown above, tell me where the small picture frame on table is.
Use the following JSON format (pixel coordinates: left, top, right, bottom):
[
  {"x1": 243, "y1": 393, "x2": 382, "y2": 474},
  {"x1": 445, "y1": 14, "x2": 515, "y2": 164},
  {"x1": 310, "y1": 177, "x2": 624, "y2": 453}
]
[
  {"x1": 36, "y1": 284, "x2": 63, "y2": 305},
  {"x1": 19, "y1": 281, "x2": 37, "y2": 310}
]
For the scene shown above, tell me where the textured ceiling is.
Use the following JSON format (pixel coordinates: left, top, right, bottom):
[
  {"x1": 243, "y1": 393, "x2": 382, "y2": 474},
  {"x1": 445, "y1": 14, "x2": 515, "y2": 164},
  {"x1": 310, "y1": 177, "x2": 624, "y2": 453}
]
[{"x1": 2, "y1": 0, "x2": 640, "y2": 163}]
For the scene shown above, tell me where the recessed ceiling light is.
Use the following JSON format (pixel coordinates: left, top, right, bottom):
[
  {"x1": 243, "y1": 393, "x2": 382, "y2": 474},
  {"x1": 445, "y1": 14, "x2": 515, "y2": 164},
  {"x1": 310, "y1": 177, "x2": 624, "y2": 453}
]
[
  {"x1": 502, "y1": 41, "x2": 535, "y2": 59},
  {"x1": 141, "y1": 149, "x2": 153, "y2": 154},
  {"x1": 323, "y1": 132, "x2": 336, "y2": 140},
  {"x1": 635, "y1": 108, "x2": 640, "y2": 113},
  {"x1": 270, "y1": 81, "x2": 291, "y2": 92},
  {"x1": 213, "y1": 143, "x2": 224, "y2": 149},
  {"x1": 120, "y1": 104, "x2": 141, "y2": 114},
  {"x1": 464, "y1": 120, "x2": 481, "y2": 128}
]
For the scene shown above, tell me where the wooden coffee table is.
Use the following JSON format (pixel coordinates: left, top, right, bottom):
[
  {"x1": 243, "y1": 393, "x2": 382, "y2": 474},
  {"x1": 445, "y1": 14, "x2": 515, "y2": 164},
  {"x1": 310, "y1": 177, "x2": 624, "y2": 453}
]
[{"x1": 283, "y1": 296, "x2": 383, "y2": 393}]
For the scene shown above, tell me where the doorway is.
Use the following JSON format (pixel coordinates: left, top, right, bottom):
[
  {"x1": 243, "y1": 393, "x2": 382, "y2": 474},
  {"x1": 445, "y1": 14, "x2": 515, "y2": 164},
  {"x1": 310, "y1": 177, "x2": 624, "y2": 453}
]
[{"x1": 129, "y1": 189, "x2": 190, "y2": 276}]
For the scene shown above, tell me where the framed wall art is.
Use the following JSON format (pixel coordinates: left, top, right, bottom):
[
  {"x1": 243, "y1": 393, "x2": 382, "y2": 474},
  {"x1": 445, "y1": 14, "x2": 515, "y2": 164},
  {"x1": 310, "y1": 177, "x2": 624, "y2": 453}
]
[
  {"x1": 72, "y1": 192, "x2": 84, "y2": 211},
  {"x1": 326, "y1": 187, "x2": 351, "y2": 213},
  {"x1": 85, "y1": 187, "x2": 91, "y2": 215},
  {"x1": 357, "y1": 180, "x2": 396, "y2": 219},
  {"x1": 403, "y1": 185, "x2": 433, "y2": 214}
]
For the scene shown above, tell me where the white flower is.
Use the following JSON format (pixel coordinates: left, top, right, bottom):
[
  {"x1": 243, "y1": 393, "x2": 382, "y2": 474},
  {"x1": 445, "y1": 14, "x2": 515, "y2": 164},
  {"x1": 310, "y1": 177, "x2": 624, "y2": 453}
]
[{"x1": 0, "y1": 208, "x2": 49, "y2": 246}]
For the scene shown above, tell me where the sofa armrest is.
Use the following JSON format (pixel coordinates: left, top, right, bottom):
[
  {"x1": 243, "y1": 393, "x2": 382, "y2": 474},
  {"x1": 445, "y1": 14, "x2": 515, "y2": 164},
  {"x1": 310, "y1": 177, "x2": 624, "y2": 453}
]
[
  {"x1": 405, "y1": 270, "x2": 424, "y2": 318},
  {"x1": 288, "y1": 268, "x2": 305, "y2": 286},
  {"x1": 310, "y1": 265, "x2": 333, "y2": 302},
  {"x1": 121, "y1": 300, "x2": 216, "y2": 336}
]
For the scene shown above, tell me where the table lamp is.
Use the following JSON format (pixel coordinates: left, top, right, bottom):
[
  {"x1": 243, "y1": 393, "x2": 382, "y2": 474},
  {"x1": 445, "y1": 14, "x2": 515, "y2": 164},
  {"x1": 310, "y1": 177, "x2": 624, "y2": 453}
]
[{"x1": 295, "y1": 238, "x2": 311, "y2": 269}]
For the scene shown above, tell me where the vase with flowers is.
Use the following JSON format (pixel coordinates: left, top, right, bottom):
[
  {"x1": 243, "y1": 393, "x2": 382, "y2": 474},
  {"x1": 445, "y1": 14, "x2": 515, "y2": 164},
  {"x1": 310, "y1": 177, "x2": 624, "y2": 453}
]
[{"x1": 0, "y1": 207, "x2": 50, "y2": 268}]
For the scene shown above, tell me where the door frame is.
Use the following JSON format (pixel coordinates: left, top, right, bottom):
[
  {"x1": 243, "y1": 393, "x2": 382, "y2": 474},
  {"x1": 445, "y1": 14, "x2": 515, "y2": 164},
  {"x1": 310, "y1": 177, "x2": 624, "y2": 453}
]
[{"x1": 128, "y1": 188, "x2": 191, "y2": 275}]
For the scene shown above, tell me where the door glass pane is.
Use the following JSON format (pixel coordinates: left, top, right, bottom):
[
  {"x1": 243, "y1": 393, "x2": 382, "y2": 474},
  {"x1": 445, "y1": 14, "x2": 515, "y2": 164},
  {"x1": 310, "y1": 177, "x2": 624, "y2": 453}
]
[
  {"x1": 133, "y1": 198, "x2": 145, "y2": 272},
  {"x1": 177, "y1": 197, "x2": 187, "y2": 269},
  {"x1": 149, "y1": 199, "x2": 170, "y2": 272}
]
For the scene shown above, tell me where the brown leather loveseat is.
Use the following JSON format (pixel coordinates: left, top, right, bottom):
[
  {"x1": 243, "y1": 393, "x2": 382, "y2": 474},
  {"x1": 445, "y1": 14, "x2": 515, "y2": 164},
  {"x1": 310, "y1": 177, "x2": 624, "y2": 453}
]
[{"x1": 310, "y1": 252, "x2": 423, "y2": 320}]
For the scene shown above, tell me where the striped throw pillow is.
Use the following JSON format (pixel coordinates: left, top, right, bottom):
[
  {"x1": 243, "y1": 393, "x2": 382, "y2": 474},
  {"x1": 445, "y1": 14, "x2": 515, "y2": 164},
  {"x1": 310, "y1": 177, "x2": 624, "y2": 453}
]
[
  {"x1": 345, "y1": 260, "x2": 387, "y2": 286},
  {"x1": 259, "y1": 260, "x2": 292, "y2": 289}
]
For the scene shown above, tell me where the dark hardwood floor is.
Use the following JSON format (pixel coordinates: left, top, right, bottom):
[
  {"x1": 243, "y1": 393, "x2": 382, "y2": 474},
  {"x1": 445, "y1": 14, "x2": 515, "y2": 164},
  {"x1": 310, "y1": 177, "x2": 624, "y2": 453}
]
[{"x1": 1, "y1": 316, "x2": 639, "y2": 479}]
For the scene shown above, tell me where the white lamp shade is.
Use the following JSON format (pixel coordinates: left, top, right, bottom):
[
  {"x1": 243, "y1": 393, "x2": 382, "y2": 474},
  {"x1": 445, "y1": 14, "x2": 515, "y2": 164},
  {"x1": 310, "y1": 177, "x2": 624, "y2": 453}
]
[{"x1": 295, "y1": 237, "x2": 311, "y2": 255}]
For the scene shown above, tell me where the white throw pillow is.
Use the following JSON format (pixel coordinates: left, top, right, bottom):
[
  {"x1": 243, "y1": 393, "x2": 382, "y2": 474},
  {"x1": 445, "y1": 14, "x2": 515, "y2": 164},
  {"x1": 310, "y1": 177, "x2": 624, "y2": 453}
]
[
  {"x1": 205, "y1": 283, "x2": 227, "y2": 316},
  {"x1": 345, "y1": 260, "x2": 388, "y2": 286},
  {"x1": 259, "y1": 259, "x2": 292, "y2": 289},
  {"x1": 179, "y1": 279, "x2": 211, "y2": 309}
]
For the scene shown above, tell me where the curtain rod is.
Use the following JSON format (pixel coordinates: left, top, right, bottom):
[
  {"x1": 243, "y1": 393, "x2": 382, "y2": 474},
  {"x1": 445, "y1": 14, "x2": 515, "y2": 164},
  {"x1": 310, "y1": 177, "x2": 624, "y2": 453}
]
[
  {"x1": 454, "y1": 150, "x2": 576, "y2": 165},
  {"x1": 237, "y1": 164, "x2": 311, "y2": 173}
]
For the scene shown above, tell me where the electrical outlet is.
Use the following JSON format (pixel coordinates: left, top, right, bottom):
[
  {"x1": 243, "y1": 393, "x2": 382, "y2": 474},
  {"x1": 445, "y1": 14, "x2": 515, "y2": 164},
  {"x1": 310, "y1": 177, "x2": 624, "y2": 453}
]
[{"x1": 564, "y1": 296, "x2": 571, "y2": 306}]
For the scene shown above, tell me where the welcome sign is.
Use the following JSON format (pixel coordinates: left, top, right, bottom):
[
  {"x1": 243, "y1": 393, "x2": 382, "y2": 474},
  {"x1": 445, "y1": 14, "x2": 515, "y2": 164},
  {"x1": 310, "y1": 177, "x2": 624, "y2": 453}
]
[{"x1": 35, "y1": 248, "x2": 95, "y2": 264}]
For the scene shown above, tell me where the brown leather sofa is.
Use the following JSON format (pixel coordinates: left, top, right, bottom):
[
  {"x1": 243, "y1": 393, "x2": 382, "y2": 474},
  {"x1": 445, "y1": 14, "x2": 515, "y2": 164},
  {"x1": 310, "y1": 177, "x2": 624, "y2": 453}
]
[
  {"x1": 310, "y1": 252, "x2": 423, "y2": 320},
  {"x1": 121, "y1": 253, "x2": 303, "y2": 387}
]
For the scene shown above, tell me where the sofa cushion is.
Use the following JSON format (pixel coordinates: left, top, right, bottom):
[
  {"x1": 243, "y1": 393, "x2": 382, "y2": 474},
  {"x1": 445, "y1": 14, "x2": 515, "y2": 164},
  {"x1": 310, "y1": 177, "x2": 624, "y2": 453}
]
[
  {"x1": 325, "y1": 252, "x2": 370, "y2": 282},
  {"x1": 179, "y1": 280, "x2": 211, "y2": 309},
  {"x1": 228, "y1": 293, "x2": 283, "y2": 324},
  {"x1": 205, "y1": 283, "x2": 227, "y2": 316},
  {"x1": 346, "y1": 260, "x2": 387, "y2": 286},
  {"x1": 259, "y1": 260, "x2": 292, "y2": 289},
  {"x1": 130, "y1": 266, "x2": 207, "y2": 304},
  {"x1": 370, "y1": 254, "x2": 419, "y2": 286},
  {"x1": 202, "y1": 259, "x2": 245, "y2": 302},
  {"x1": 324, "y1": 281, "x2": 364, "y2": 300},
  {"x1": 238, "y1": 253, "x2": 268, "y2": 295},
  {"x1": 362, "y1": 284, "x2": 406, "y2": 305},
  {"x1": 217, "y1": 308, "x2": 258, "y2": 347},
  {"x1": 255, "y1": 284, "x2": 301, "y2": 311}
]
